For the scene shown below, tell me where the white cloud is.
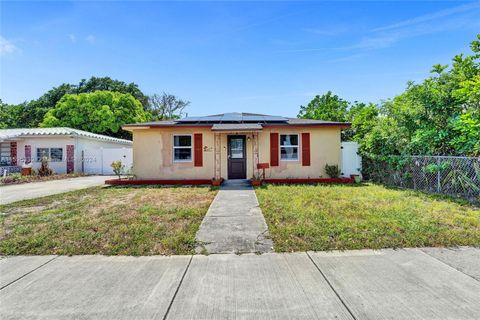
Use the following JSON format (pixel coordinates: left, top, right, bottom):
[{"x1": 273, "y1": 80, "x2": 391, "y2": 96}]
[
  {"x1": 85, "y1": 34, "x2": 95, "y2": 44},
  {"x1": 0, "y1": 36, "x2": 20, "y2": 55},
  {"x1": 303, "y1": 26, "x2": 350, "y2": 36},
  {"x1": 68, "y1": 34, "x2": 76, "y2": 43},
  {"x1": 373, "y1": 1, "x2": 480, "y2": 32},
  {"x1": 354, "y1": 34, "x2": 400, "y2": 50},
  {"x1": 355, "y1": 2, "x2": 480, "y2": 50},
  {"x1": 283, "y1": 2, "x2": 480, "y2": 54}
]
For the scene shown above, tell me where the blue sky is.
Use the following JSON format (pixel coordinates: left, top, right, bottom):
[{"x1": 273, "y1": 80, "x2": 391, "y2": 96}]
[{"x1": 1, "y1": 1, "x2": 479, "y2": 117}]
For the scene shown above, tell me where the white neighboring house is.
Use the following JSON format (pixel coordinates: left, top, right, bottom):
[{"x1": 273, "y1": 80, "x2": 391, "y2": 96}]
[{"x1": 0, "y1": 127, "x2": 132, "y2": 175}]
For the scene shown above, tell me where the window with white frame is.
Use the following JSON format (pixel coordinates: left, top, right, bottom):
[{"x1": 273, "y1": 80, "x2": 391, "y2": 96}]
[
  {"x1": 173, "y1": 135, "x2": 192, "y2": 162},
  {"x1": 36, "y1": 148, "x2": 63, "y2": 162},
  {"x1": 280, "y1": 134, "x2": 299, "y2": 160}
]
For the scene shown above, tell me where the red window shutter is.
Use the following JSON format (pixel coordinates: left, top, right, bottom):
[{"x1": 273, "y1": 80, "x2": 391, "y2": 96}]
[
  {"x1": 302, "y1": 133, "x2": 311, "y2": 166},
  {"x1": 66, "y1": 145, "x2": 75, "y2": 173},
  {"x1": 270, "y1": 133, "x2": 279, "y2": 166},
  {"x1": 10, "y1": 142, "x2": 17, "y2": 165},
  {"x1": 25, "y1": 145, "x2": 32, "y2": 164},
  {"x1": 194, "y1": 133, "x2": 203, "y2": 167}
]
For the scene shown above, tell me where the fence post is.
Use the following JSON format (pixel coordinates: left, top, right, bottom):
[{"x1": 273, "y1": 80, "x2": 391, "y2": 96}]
[{"x1": 437, "y1": 157, "x2": 441, "y2": 193}]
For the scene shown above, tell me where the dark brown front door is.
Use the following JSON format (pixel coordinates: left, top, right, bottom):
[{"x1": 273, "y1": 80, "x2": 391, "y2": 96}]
[{"x1": 228, "y1": 135, "x2": 246, "y2": 179}]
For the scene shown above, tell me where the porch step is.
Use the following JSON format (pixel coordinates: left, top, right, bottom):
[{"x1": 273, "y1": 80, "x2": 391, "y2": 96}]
[{"x1": 221, "y1": 179, "x2": 251, "y2": 189}]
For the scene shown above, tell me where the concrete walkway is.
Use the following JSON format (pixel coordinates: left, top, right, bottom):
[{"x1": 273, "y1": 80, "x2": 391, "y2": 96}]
[
  {"x1": 195, "y1": 180, "x2": 273, "y2": 254},
  {"x1": 1, "y1": 248, "x2": 479, "y2": 319},
  {"x1": 0, "y1": 175, "x2": 116, "y2": 205}
]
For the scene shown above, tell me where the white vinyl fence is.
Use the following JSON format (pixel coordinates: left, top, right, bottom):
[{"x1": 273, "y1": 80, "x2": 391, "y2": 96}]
[
  {"x1": 341, "y1": 141, "x2": 362, "y2": 177},
  {"x1": 82, "y1": 148, "x2": 132, "y2": 175}
]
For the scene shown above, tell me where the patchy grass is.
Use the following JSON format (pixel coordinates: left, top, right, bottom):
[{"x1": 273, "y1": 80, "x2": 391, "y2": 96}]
[
  {"x1": 0, "y1": 186, "x2": 217, "y2": 255},
  {"x1": 255, "y1": 183, "x2": 480, "y2": 252}
]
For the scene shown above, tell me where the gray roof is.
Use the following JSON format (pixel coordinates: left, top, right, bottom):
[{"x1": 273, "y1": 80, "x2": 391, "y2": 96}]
[
  {"x1": 178, "y1": 112, "x2": 287, "y2": 123},
  {"x1": 284, "y1": 118, "x2": 349, "y2": 125},
  {"x1": 123, "y1": 112, "x2": 351, "y2": 128},
  {"x1": 0, "y1": 127, "x2": 132, "y2": 145},
  {"x1": 211, "y1": 123, "x2": 263, "y2": 131}
]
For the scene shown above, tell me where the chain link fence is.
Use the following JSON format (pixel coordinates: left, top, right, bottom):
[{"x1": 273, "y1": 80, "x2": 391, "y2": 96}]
[{"x1": 365, "y1": 155, "x2": 480, "y2": 203}]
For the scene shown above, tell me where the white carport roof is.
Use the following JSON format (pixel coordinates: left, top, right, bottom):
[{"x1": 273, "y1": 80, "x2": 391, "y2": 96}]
[{"x1": 0, "y1": 127, "x2": 132, "y2": 145}]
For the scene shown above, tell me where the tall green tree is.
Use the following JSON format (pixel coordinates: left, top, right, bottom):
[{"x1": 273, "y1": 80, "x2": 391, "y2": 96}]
[
  {"x1": 147, "y1": 93, "x2": 190, "y2": 120},
  {"x1": 7, "y1": 77, "x2": 148, "y2": 128},
  {"x1": 76, "y1": 77, "x2": 148, "y2": 107},
  {"x1": 298, "y1": 91, "x2": 349, "y2": 122},
  {"x1": 40, "y1": 91, "x2": 150, "y2": 139},
  {"x1": 298, "y1": 35, "x2": 480, "y2": 157},
  {"x1": 344, "y1": 102, "x2": 379, "y2": 142}
]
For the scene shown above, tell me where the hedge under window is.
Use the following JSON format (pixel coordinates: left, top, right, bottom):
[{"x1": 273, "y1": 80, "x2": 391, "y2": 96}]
[
  {"x1": 173, "y1": 135, "x2": 192, "y2": 162},
  {"x1": 280, "y1": 134, "x2": 299, "y2": 160}
]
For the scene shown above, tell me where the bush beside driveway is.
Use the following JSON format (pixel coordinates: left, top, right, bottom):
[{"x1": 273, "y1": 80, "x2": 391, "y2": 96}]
[
  {"x1": 255, "y1": 183, "x2": 480, "y2": 252},
  {"x1": 0, "y1": 186, "x2": 217, "y2": 255}
]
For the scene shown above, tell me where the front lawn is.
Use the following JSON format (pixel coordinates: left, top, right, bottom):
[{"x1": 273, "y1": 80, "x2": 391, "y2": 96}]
[
  {"x1": 0, "y1": 186, "x2": 217, "y2": 255},
  {"x1": 255, "y1": 183, "x2": 480, "y2": 251}
]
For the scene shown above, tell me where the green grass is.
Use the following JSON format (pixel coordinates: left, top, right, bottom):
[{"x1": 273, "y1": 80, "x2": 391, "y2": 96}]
[
  {"x1": 255, "y1": 183, "x2": 480, "y2": 251},
  {"x1": 0, "y1": 186, "x2": 217, "y2": 255}
]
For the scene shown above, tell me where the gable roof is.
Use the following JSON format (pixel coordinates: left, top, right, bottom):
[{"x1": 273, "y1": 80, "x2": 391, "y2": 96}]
[
  {"x1": 0, "y1": 127, "x2": 132, "y2": 145},
  {"x1": 123, "y1": 112, "x2": 350, "y2": 129}
]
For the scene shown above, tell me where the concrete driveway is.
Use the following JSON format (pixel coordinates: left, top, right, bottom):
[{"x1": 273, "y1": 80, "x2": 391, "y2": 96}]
[
  {"x1": 0, "y1": 175, "x2": 116, "y2": 205},
  {"x1": 1, "y1": 247, "x2": 479, "y2": 319}
]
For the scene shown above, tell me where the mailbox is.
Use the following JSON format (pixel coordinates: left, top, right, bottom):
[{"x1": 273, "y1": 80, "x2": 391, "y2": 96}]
[{"x1": 257, "y1": 163, "x2": 269, "y2": 169}]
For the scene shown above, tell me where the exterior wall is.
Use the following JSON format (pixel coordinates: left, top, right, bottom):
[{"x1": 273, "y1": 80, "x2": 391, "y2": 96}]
[
  {"x1": 75, "y1": 138, "x2": 132, "y2": 173},
  {"x1": 14, "y1": 136, "x2": 131, "y2": 174},
  {"x1": 258, "y1": 127, "x2": 341, "y2": 179},
  {"x1": 16, "y1": 137, "x2": 74, "y2": 174},
  {"x1": 132, "y1": 128, "x2": 215, "y2": 180},
  {"x1": 131, "y1": 126, "x2": 342, "y2": 180}
]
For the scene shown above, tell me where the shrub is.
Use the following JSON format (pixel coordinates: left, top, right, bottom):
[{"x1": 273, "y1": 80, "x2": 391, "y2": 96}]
[
  {"x1": 325, "y1": 164, "x2": 340, "y2": 178},
  {"x1": 37, "y1": 156, "x2": 53, "y2": 176},
  {"x1": 111, "y1": 160, "x2": 125, "y2": 179},
  {"x1": 0, "y1": 173, "x2": 22, "y2": 184}
]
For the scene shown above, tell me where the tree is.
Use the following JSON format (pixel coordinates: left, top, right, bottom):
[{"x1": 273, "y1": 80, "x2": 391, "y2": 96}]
[
  {"x1": 22, "y1": 84, "x2": 74, "y2": 127},
  {"x1": 147, "y1": 93, "x2": 190, "y2": 120},
  {"x1": 297, "y1": 35, "x2": 480, "y2": 158},
  {"x1": 76, "y1": 77, "x2": 148, "y2": 107},
  {"x1": 358, "y1": 34, "x2": 480, "y2": 157},
  {"x1": 298, "y1": 91, "x2": 349, "y2": 122},
  {"x1": 345, "y1": 102, "x2": 379, "y2": 142},
  {"x1": 40, "y1": 91, "x2": 150, "y2": 139},
  {"x1": 6, "y1": 77, "x2": 148, "y2": 128}
]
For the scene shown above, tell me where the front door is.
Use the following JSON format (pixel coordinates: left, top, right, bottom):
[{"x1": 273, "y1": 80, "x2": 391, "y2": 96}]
[{"x1": 228, "y1": 135, "x2": 246, "y2": 179}]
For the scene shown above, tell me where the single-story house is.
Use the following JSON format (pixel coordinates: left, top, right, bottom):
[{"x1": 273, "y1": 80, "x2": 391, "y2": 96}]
[
  {"x1": 0, "y1": 127, "x2": 132, "y2": 175},
  {"x1": 123, "y1": 113, "x2": 351, "y2": 181}
]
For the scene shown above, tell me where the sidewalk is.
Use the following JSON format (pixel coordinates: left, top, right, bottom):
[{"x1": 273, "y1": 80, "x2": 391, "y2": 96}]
[
  {"x1": 195, "y1": 180, "x2": 273, "y2": 254},
  {"x1": 1, "y1": 248, "x2": 479, "y2": 319}
]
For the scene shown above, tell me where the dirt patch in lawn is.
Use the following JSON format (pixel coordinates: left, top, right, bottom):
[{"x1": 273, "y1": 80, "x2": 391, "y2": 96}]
[
  {"x1": 0, "y1": 186, "x2": 217, "y2": 255},
  {"x1": 255, "y1": 183, "x2": 480, "y2": 252}
]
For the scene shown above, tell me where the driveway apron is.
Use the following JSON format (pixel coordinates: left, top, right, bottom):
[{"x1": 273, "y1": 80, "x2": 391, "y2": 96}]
[{"x1": 195, "y1": 180, "x2": 273, "y2": 254}]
